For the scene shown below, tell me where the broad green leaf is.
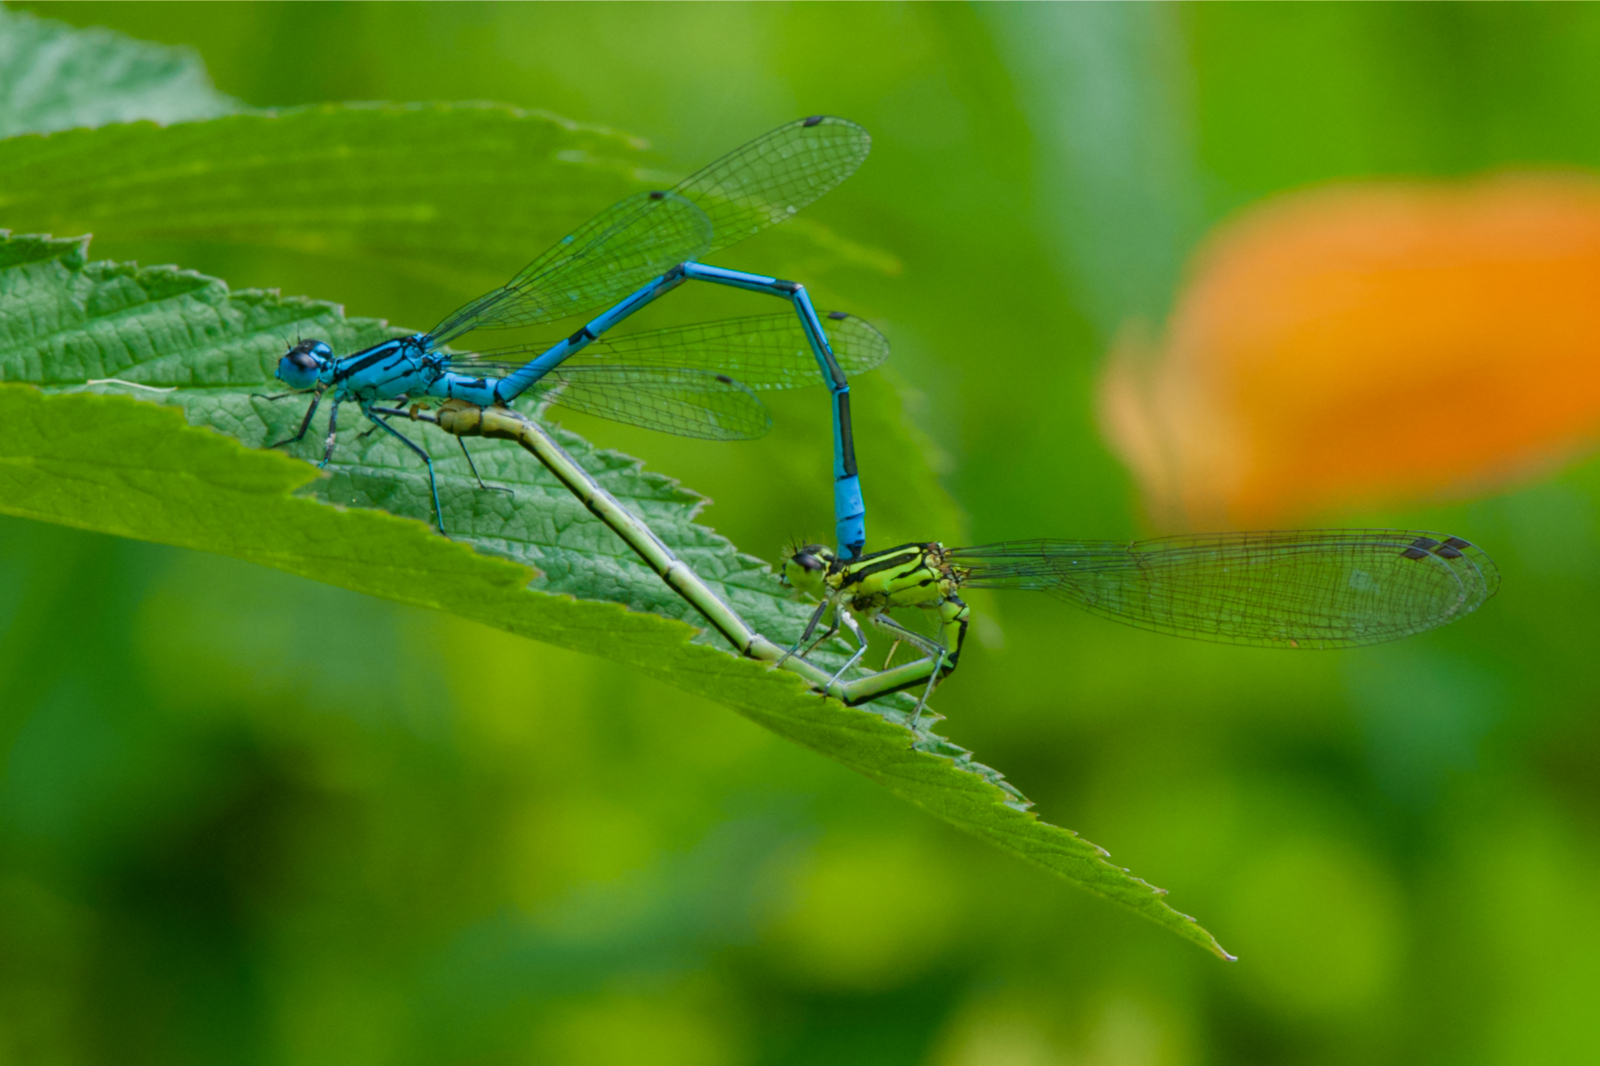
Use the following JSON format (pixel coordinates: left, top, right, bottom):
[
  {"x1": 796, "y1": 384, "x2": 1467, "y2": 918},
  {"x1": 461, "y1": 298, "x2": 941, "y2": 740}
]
[
  {"x1": 0, "y1": 103, "x2": 896, "y2": 297},
  {"x1": 0, "y1": 232, "x2": 1230, "y2": 959},
  {"x1": 0, "y1": 6, "x2": 239, "y2": 139}
]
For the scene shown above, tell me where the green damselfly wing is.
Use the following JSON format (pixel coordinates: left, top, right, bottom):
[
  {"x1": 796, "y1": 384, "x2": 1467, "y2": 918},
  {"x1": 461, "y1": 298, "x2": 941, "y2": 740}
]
[{"x1": 950, "y1": 530, "x2": 1499, "y2": 648}]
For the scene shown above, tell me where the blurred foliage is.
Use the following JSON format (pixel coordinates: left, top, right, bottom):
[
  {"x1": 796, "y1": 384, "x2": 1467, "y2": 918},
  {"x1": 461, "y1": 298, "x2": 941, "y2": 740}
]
[
  {"x1": 4, "y1": 2, "x2": 1600, "y2": 1065},
  {"x1": 0, "y1": 2, "x2": 235, "y2": 137}
]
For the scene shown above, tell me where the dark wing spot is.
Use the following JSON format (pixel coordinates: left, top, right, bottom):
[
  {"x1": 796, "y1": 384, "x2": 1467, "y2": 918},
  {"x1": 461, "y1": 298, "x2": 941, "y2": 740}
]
[
  {"x1": 1401, "y1": 546, "x2": 1431, "y2": 560},
  {"x1": 1435, "y1": 545, "x2": 1464, "y2": 560},
  {"x1": 715, "y1": 374, "x2": 733, "y2": 385},
  {"x1": 803, "y1": 115, "x2": 823, "y2": 128},
  {"x1": 1411, "y1": 537, "x2": 1442, "y2": 551},
  {"x1": 827, "y1": 311, "x2": 848, "y2": 320},
  {"x1": 649, "y1": 190, "x2": 666, "y2": 200},
  {"x1": 1444, "y1": 536, "x2": 1472, "y2": 550}
]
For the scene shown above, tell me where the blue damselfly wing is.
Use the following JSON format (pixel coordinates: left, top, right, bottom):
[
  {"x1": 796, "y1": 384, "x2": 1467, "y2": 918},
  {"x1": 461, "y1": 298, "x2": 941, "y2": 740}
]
[
  {"x1": 459, "y1": 312, "x2": 888, "y2": 389},
  {"x1": 519, "y1": 365, "x2": 771, "y2": 441},
  {"x1": 427, "y1": 116, "x2": 871, "y2": 346}
]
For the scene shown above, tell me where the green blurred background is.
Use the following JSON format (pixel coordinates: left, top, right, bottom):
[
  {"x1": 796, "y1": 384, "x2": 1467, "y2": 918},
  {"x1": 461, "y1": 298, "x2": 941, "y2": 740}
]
[{"x1": 4, "y1": 3, "x2": 1599, "y2": 1063}]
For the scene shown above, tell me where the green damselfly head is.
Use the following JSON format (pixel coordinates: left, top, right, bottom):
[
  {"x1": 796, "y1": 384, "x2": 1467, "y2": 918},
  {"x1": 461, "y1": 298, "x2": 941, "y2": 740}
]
[
  {"x1": 781, "y1": 543, "x2": 835, "y2": 595},
  {"x1": 276, "y1": 339, "x2": 334, "y2": 389}
]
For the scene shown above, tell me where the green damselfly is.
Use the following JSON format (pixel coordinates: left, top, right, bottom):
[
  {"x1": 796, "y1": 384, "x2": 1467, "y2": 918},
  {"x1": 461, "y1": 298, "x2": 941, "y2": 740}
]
[{"x1": 783, "y1": 531, "x2": 1501, "y2": 721}]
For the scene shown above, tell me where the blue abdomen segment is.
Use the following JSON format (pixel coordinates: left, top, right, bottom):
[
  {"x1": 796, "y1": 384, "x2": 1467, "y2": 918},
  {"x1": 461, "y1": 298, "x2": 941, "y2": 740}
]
[
  {"x1": 433, "y1": 372, "x2": 501, "y2": 406},
  {"x1": 678, "y1": 262, "x2": 867, "y2": 560},
  {"x1": 494, "y1": 269, "x2": 690, "y2": 400},
  {"x1": 449, "y1": 259, "x2": 872, "y2": 560},
  {"x1": 834, "y1": 475, "x2": 866, "y2": 561}
]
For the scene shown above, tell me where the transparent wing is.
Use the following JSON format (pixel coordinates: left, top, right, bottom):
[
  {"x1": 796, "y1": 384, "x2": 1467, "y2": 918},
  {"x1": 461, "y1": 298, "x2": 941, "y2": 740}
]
[
  {"x1": 427, "y1": 116, "x2": 871, "y2": 345},
  {"x1": 460, "y1": 312, "x2": 888, "y2": 388},
  {"x1": 518, "y1": 365, "x2": 773, "y2": 441},
  {"x1": 428, "y1": 191, "x2": 712, "y2": 345},
  {"x1": 675, "y1": 115, "x2": 871, "y2": 256},
  {"x1": 950, "y1": 530, "x2": 1500, "y2": 648}
]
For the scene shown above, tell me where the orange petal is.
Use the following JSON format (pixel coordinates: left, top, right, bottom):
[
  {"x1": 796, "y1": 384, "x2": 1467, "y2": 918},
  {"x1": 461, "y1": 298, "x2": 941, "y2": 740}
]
[{"x1": 1099, "y1": 173, "x2": 1600, "y2": 527}]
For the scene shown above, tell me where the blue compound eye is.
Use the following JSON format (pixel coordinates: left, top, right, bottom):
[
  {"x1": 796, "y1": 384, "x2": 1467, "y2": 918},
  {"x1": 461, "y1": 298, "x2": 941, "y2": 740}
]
[{"x1": 276, "y1": 340, "x2": 331, "y2": 388}]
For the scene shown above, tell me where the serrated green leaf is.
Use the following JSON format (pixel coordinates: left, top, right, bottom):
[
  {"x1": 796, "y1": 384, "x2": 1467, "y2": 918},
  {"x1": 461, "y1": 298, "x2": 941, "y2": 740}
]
[
  {"x1": 0, "y1": 6, "x2": 240, "y2": 138},
  {"x1": 0, "y1": 231, "x2": 1230, "y2": 959}
]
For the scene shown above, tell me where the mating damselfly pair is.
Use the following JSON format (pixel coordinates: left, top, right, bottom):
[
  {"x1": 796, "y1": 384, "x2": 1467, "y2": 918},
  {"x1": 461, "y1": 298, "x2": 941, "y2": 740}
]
[{"x1": 269, "y1": 116, "x2": 1500, "y2": 722}]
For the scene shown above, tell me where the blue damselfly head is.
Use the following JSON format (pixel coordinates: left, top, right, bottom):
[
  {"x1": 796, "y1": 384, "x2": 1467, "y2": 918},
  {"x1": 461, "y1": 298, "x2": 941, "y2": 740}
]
[{"x1": 276, "y1": 340, "x2": 334, "y2": 389}]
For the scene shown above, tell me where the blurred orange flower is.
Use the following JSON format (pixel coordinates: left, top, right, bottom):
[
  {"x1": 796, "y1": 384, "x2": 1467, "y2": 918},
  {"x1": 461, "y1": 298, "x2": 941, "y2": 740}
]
[{"x1": 1099, "y1": 173, "x2": 1600, "y2": 528}]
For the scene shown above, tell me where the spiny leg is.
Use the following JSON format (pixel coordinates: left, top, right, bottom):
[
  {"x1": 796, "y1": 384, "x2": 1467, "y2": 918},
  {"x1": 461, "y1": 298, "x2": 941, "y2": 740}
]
[
  {"x1": 357, "y1": 412, "x2": 391, "y2": 440},
  {"x1": 865, "y1": 614, "x2": 950, "y2": 731},
  {"x1": 365, "y1": 408, "x2": 509, "y2": 497},
  {"x1": 798, "y1": 610, "x2": 842, "y2": 657},
  {"x1": 319, "y1": 398, "x2": 343, "y2": 467},
  {"x1": 361, "y1": 406, "x2": 447, "y2": 533},
  {"x1": 871, "y1": 614, "x2": 944, "y2": 658},
  {"x1": 825, "y1": 608, "x2": 871, "y2": 684},
  {"x1": 779, "y1": 599, "x2": 834, "y2": 666},
  {"x1": 456, "y1": 436, "x2": 514, "y2": 496},
  {"x1": 267, "y1": 387, "x2": 324, "y2": 449},
  {"x1": 908, "y1": 648, "x2": 947, "y2": 731}
]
